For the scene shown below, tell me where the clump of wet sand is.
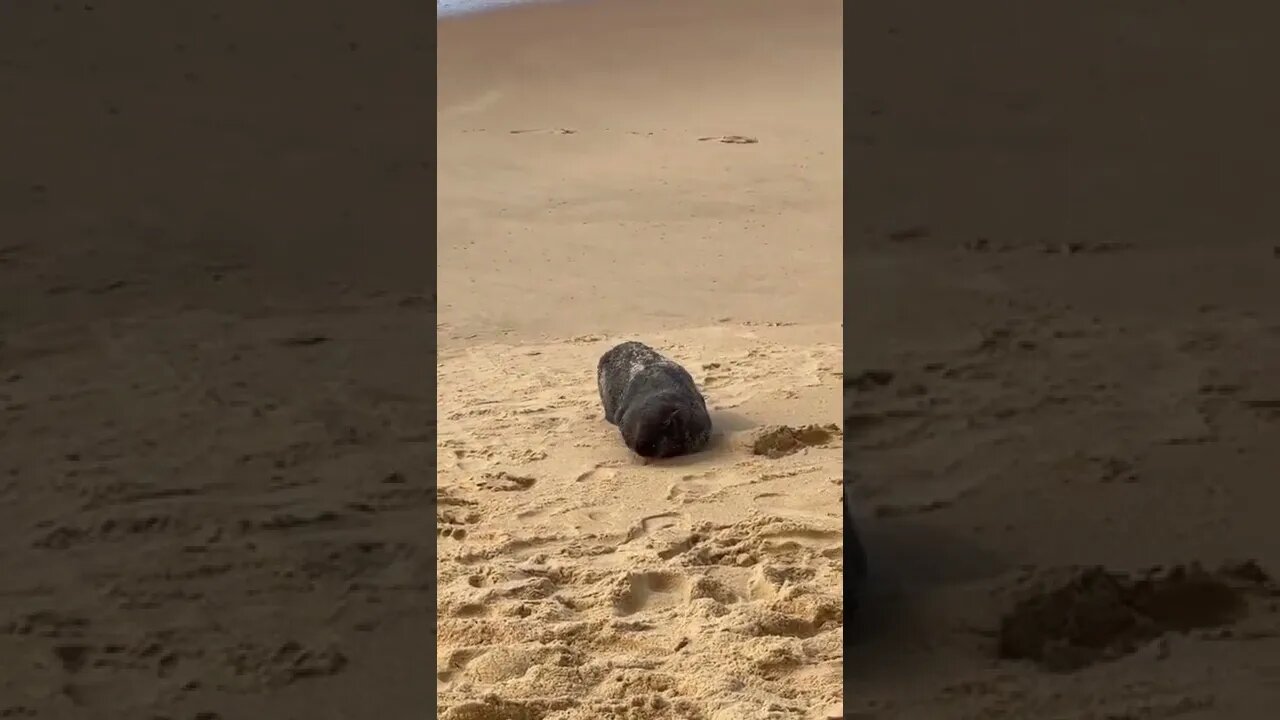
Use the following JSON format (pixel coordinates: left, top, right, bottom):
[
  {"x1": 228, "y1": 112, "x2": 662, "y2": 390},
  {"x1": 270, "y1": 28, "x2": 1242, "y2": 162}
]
[{"x1": 751, "y1": 423, "x2": 842, "y2": 459}]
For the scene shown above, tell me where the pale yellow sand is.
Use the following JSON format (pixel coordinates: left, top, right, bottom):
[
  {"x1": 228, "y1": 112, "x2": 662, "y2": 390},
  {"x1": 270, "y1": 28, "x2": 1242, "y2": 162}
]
[{"x1": 437, "y1": 1, "x2": 844, "y2": 717}]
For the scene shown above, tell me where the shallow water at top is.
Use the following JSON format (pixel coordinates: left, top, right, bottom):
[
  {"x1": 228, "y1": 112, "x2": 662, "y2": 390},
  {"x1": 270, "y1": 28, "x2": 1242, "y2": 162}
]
[{"x1": 437, "y1": 0, "x2": 559, "y2": 18}]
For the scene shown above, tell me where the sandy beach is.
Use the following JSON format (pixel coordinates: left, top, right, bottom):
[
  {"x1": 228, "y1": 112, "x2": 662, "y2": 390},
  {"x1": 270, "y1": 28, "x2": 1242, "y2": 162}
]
[{"x1": 437, "y1": 1, "x2": 844, "y2": 717}]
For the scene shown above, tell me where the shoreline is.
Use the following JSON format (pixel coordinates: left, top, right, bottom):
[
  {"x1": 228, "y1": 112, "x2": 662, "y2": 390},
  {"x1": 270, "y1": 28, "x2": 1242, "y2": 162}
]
[{"x1": 437, "y1": 0, "x2": 566, "y2": 20}]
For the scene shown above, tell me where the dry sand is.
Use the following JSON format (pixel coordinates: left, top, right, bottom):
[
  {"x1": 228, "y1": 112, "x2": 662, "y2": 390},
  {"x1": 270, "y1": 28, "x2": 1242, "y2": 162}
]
[
  {"x1": 845, "y1": 2, "x2": 1280, "y2": 719},
  {"x1": 437, "y1": 1, "x2": 844, "y2": 718}
]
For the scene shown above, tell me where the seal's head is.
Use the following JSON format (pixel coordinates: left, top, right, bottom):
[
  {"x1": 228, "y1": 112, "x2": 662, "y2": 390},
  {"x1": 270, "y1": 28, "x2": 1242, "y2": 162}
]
[{"x1": 619, "y1": 393, "x2": 709, "y2": 459}]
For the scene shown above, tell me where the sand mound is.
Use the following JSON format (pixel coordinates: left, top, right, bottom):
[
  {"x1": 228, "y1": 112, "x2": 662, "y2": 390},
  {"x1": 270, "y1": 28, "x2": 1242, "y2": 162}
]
[{"x1": 751, "y1": 424, "x2": 843, "y2": 459}]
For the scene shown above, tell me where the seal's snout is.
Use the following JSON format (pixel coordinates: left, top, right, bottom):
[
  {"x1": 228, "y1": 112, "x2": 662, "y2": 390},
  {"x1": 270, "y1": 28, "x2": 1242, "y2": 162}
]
[{"x1": 631, "y1": 434, "x2": 664, "y2": 459}]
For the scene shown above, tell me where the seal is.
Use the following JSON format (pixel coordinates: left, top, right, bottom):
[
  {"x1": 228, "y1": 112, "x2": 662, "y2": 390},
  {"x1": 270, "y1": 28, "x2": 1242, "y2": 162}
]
[{"x1": 597, "y1": 341, "x2": 713, "y2": 459}]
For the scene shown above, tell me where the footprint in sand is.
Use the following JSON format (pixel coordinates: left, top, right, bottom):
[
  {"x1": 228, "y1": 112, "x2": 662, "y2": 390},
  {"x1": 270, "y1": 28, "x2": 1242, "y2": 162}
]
[
  {"x1": 611, "y1": 571, "x2": 688, "y2": 616},
  {"x1": 760, "y1": 529, "x2": 843, "y2": 559},
  {"x1": 666, "y1": 480, "x2": 713, "y2": 503},
  {"x1": 623, "y1": 512, "x2": 684, "y2": 543},
  {"x1": 556, "y1": 505, "x2": 617, "y2": 533},
  {"x1": 665, "y1": 470, "x2": 725, "y2": 503},
  {"x1": 751, "y1": 485, "x2": 842, "y2": 524},
  {"x1": 453, "y1": 535, "x2": 560, "y2": 565},
  {"x1": 574, "y1": 464, "x2": 620, "y2": 484}
]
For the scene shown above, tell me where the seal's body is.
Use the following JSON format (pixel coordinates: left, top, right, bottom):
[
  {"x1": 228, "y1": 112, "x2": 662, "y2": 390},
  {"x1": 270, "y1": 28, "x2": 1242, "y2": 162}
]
[{"x1": 597, "y1": 341, "x2": 712, "y2": 459}]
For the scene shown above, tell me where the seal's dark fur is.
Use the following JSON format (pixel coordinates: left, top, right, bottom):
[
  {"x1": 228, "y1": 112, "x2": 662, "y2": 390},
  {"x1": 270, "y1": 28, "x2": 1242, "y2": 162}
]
[{"x1": 597, "y1": 341, "x2": 712, "y2": 459}]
